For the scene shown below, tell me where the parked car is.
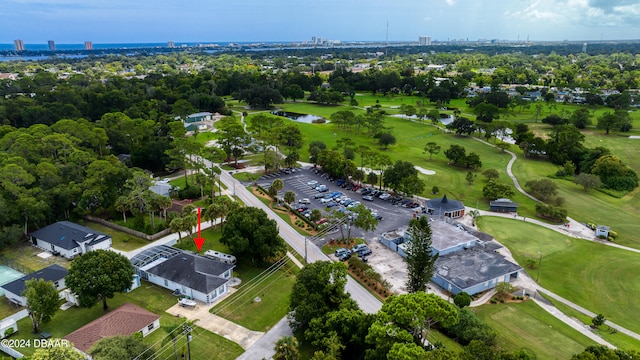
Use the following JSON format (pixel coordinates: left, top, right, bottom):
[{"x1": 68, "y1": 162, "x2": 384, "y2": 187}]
[
  {"x1": 320, "y1": 197, "x2": 333, "y2": 203},
  {"x1": 316, "y1": 185, "x2": 329, "y2": 192},
  {"x1": 314, "y1": 193, "x2": 326, "y2": 199},
  {"x1": 363, "y1": 195, "x2": 374, "y2": 201},
  {"x1": 335, "y1": 248, "x2": 351, "y2": 257},
  {"x1": 307, "y1": 180, "x2": 318, "y2": 187},
  {"x1": 353, "y1": 244, "x2": 369, "y2": 253},
  {"x1": 315, "y1": 218, "x2": 328, "y2": 225},
  {"x1": 357, "y1": 248, "x2": 372, "y2": 257},
  {"x1": 298, "y1": 198, "x2": 311, "y2": 204},
  {"x1": 379, "y1": 193, "x2": 392, "y2": 200},
  {"x1": 338, "y1": 252, "x2": 351, "y2": 261},
  {"x1": 327, "y1": 201, "x2": 340, "y2": 208}
]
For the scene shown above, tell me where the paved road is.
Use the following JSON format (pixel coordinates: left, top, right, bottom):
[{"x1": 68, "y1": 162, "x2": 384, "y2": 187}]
[
  {"x1": 236, "y1": 317, "x2": 293, "y2": 360},
  {"x1": 203, "y1": 156, "x2": 383, "y2": 315}
]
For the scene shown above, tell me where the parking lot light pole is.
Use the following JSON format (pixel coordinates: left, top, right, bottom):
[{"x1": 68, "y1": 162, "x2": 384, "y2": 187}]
[{"x1": 304, "y1": 237, "x2": 308, "y2": 264}]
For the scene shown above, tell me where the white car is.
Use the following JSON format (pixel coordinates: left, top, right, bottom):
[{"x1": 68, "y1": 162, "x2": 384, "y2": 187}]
[
  {"x1": 320, "y1": 197, "x2": 333, "y2": 203},
  {"x1": 379, "y1": 193, "x2": 392, "y2": 200},
  {"x1": 298, "y1": 198, "x2": 311, "y2": 204},
  {"x1": 307, "y1": 180, "x2": 318, "y2": 187}
]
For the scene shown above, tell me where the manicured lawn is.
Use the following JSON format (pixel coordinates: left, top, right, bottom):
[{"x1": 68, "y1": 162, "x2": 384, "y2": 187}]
[
  {"x1": 140, "y1": 317, "x2": 244, "y2": 360},
  {"x1": 475, "y1": 301, "x2": 595, "y2": 359},
  {"x1": 233, "y1": 171, "x2": 261, "y2": 182},
  {"x1": 83, "y1": 221, "x2": 150, "y2": 252},
  {"x1": 477, "y1": 216, "x2": 640, "y2": 334},
  {"x1": 543, "y1": 295, "x2": 640, "y2": 351},
  {"x1": 173, "y1": 227, "x2": 229, "y2": 254},
  {"x1": 210, "y1": 259, "x2": 298, "y2": 332}
]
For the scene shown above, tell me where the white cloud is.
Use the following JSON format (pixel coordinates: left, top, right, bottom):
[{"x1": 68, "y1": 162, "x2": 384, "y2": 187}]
[{"x1": 445, "y1": 0, "x2": 455, "y2": 6}]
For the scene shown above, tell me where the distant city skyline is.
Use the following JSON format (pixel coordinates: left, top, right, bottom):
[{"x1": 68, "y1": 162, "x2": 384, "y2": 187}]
[{"x1": 1, "y1": 0, "x2": 639, "y2": 43}]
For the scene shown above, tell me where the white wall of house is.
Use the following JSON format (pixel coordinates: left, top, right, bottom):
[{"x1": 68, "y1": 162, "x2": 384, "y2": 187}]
[
  {"x1": 139, "y1": 318, "x2": 160, "y2": 337},
  {"x1": 34, "y1": 239, "x2": 78, "y2": 259},
  {"x1": 86, "y1": 239, "x2": 112, "y2": 252},
  {"x1": 146, "y1": 273, "x2": 228, "y2": 304},
  {"x1": 3, "y1": 290, "x2": 25, "y2": 307}
]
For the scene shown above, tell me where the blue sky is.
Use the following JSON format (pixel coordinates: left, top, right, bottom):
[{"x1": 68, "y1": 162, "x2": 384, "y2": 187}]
[{"x1": 1, "y1": 0, "x2": 639, "y2": 44}]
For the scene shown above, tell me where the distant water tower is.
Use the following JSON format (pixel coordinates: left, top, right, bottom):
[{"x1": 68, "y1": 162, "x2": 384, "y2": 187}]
[{"x1": 582, "y1": 42, "x2": 588, "y2": 53}]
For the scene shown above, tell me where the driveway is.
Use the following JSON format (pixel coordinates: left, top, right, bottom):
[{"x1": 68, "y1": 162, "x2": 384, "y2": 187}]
[{"x1": 166, "y1": 296, "x2": 264, "y2": 350}]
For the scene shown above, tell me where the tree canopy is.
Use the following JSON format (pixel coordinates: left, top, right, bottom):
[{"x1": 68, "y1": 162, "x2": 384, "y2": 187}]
[
  {"x1": 65, "y1": 249, "x2": 135, "y2": 310},
  {"x1": 221, "y1": 206, "x2": 285, "y2": 265}
]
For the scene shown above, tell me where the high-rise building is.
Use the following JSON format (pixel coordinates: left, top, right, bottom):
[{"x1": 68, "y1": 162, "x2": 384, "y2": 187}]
[
  {"x1": 168, "y1": 41, "x2": 175, "y2": 48},
  {"x1": 48, "y1": 40, "x2": 55, "y2": 51},
  {"x1": 84, "y1": 41, "x2": 93, "y2": 50},
  {"x1": 419, "y1": 36, "x2": 431, "y2": 46},
  {"x1": 14, "y1": 39, "x2": 25, "y2": 51}
]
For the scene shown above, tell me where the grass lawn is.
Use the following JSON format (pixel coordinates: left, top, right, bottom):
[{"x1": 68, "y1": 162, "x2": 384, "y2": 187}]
[
  {"x1": 173, "y1": 227, "x2": 229, "y2": 254},
  {"x1": 475, "y1": 301, "x2": 595, "y2": 359},
  {"x1": 477, "y1": 216, "x2": 640, "y2": 334},
  {"x1": 211, "y1": 259, "x2": 298, "y2": 332},
  {"x1": 251, "y1": 188, "x2": 314, "y2": 236},
  {"x1": 233, "y1": 171, "x2": 261, "y2": 182},
  {"x1": 13, "y1": 281, "x2": 242, "y2": 359},
  {"x1": 194, "y1": 131, "x2": 217, "y2": 145},
  {"x1": 1, "y1": 241, "x2": 70, "y2": 273},
  {"x1": 83, "y1": 221, "x2": 150, "y2": 252},
  {"x1": 542, "y1": 295, "x2": 640, "y2": 351}
]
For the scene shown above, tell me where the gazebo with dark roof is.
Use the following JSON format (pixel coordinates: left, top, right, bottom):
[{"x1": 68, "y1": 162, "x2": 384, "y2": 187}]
[{"x1": 425, "y1": 194, "x2": 465, "y2": 219}]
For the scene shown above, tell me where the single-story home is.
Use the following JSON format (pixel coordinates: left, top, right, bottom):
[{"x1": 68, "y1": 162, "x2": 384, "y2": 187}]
[
  {"x1": 0, "y1": 264, "x2": 68, "y2": 307},
  {"x1": 30, "y1": 221, "x2": 112, "y2": 259},
  {"x1": 131, "y1": 246, "x2": 234, "y2": 304},
  {"x1": 489, "y1": 198, "x2": 518, "y2": 213},
  {"x1": 185, "y1": 112, "x2": 213, "y2": 123},
  {"x1": 64, "y1": 302, "x2": 160, "y2": 356},
  {"x1": 425, "y1": 194, "x2": 465, "y2": 219}
]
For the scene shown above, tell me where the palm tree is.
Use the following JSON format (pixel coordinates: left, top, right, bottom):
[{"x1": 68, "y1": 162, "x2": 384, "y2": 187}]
[
  {"x1": 269, "y1": 178, "x2": 284, "y2": 201},
  {"x1": 283, "y1": 191, "x2": 296, "y2": 205},
  {"x1": 114, "y1": 196, "x2": 130, "y2": 223},
  {"x1": 468, "y1": 209, "x2": 480, "y2": 226},
  {"x1": 169, "y1": 217, "x2": 185, "y2": 248},
  {"x1": 273, "y1": 336, "x2": 300, "y2": 360},
  {"x1": 157, "y1": 196, "x2": 173, "y2": 222}
]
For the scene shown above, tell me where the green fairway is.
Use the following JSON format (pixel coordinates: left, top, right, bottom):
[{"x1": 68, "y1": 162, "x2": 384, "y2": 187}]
[
  {"x1": 475, "y1": 301, "x2": 595, "y2": 359},
  {"x1": 477, "y1": 216, "x2": 640, "y2": 334}
]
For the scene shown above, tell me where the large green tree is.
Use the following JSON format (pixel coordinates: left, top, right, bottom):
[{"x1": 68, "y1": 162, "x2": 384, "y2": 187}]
[
  {"x1": 289, "y1": 261, "x2": 357, "y2": 333},
  {"x1": 88, "y1": 334, "x2": 149, "y2": 360},
  {"x1": 32, "y1": 345, "x2": 86, "y2": 360},
  {"x1": 405, "y1": 216, "x2": 439, "y2": 293},
  {"x1": 65, "y1": 250, "x2": 135, "y2": 310},
  {"x1": 365, "y1": 293, "x2": 458, "y2": 359},
  {"x1": 24, "y1": 278, "x2": 59, "y2": 333},
  {"x1": 221, "y1": 207, "x2": 285, "y2": 265}
]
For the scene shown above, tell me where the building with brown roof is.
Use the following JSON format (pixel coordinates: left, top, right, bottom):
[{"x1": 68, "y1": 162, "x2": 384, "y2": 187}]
[{"x1": 63, "y1": 302, "x2": 160, "y2": 355}]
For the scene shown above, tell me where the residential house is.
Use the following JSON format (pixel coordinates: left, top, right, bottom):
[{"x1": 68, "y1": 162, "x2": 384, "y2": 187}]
[
  {"x1": 131, "y1": 246, "x2": 234, "y2": 304},
  {"x1": 64, "y1": 303, "x2": 160, "y2": 357},
  {"x1": 0, "y1": 264, "x2": 68, "y2": 307},
  {"x1": 29, "y1": 221, "x2": 112, "y2": 259}
]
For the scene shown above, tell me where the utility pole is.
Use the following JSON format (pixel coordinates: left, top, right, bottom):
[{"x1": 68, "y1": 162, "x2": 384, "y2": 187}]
[
  {"x1": 304, "y1": 237, "x2": 308, "y2": 264},
  {"x1": 184, "y1": 323, "x2": 192, "y2": 360}
]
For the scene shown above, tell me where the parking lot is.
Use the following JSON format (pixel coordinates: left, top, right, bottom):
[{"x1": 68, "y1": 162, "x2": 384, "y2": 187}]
[{"x1": 251, "y1": 166, "x2": 422, "y2": 245}]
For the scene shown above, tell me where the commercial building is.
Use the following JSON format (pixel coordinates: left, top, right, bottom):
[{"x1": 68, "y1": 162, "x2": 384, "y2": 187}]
[
  {"x1": 84, "y1": 41, "x2": 93, "y2": 50},
  {"x1": 48, "y1": 40, "x2": 55, "y2": 50},
  {"x1": 381, "y1": 219, "x2": 522, "y2": 295},
  {"x1": 419, "y1": 36, "x2": 431, "y2": 46},
  {"x1": 14, "y1": 40, "x2": 24, "y2": 51}
]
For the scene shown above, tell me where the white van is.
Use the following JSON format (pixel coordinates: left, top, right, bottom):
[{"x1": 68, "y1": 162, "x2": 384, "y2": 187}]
[{"x1": 203, "y1": 250, "x2": 237, "y2": 265}]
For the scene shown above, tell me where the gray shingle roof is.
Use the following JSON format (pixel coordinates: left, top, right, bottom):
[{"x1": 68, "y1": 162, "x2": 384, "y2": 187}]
[
  {"x1": 0, "y1": 264, "x2": 67, "y2": 296},
  {"x1": 435, "y1": 247, "x2": 522, "y2": 290},
  {"x1": 30, "y1": 221, "x2": 111, "y2": 250},
  {"x1": 146, "y1": 253, "x2": 234, "y2": 294}
]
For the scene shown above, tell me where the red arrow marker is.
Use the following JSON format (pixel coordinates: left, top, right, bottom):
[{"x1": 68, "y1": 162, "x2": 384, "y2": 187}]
[{"x1": 194, "y1": 207, "x2": 206, "y2": 252}]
